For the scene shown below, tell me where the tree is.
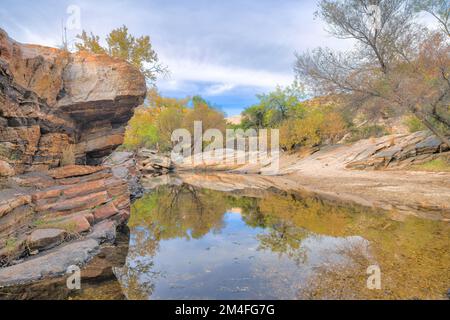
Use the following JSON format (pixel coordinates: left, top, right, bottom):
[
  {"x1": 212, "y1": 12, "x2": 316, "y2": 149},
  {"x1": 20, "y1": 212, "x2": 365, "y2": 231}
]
[
  {"x1": 315, "y1": 0, "x2": 417, "y2": 74},
  {"x1": 295, "y1": 0, "x2": 449, "y2": 145},
  {"x1": 412, "y1": 0, "x2": 450, "y2": 36},
  {"x1": 75, "y1": 31, "x2": 105, "y2": 54},
  {"x1": 76, "y1": 25, "x2": 167, "y2": 85},
  {"x1": 150, "y1": 89, "x2": 189, "y2": 151},
  {"x1": 241, "y1": 105, "x2": 267, "y2": 129},
  {"x1": 123, "y1": 91, "x2": 227, "y2": 152},
  {"x1": 382, "y1": 32, "x2": 450, "y2": 145},
  {"x1": 279, "y1": 107, "x2": 347, "y2": 150},
  {"x1": 123, "y1": 106, "x2": 159, "y2": 150},
  {"x1": 241, "y1": 82, "x2": 306, "y2": 129}
]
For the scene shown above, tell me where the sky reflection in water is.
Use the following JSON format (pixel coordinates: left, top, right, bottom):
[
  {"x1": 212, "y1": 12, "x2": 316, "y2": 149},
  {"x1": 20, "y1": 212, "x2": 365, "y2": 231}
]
[{"x1": 114, "y1": 186, "x2": 372, "y2": 300}]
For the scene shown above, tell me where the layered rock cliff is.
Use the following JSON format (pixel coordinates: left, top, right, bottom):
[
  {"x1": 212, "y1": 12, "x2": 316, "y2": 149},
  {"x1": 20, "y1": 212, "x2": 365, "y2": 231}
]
[
  {"x1": 0, "y1": 28, "x2": 146, "y2": 176},
  {"x1": 0, "y1": 30, "x2": 145, "y2": 288}
]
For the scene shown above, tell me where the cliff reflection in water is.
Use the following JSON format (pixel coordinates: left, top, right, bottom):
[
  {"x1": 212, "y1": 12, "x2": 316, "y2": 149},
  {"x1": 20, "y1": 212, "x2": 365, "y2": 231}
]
[
  {"x1": 0, "y1": 228, "x2": 130, "y2": 300},
  {"x1": 114, "y1": 184, "x2": 450, "y2": 300}
]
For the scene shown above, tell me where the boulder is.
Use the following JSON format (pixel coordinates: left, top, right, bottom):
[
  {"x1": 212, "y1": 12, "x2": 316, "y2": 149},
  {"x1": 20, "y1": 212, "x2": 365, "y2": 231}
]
[
  {"x1": 137, "y1": 149, "x2": 174, "y2": 174},
  {"x1": 93, "y1": 202, "x2": 119, "y2": 222},
  {"x1": 27, "y1": 229, "x2": 67, "y2": 251},
  {"x1": 88, "y1": 220, "x2": 117, "y2": 243},
  {"x1": 0, "y1": 239, "x2": 100, "y2": 287}
]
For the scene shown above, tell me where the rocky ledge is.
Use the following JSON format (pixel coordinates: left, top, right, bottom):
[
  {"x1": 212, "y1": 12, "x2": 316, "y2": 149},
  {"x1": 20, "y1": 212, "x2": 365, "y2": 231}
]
[
  {"x1": 0, "y1": 29, "x2": 145, "y2": 288},
  {"x1": 0, "y1": 159, "x2": 135, "y2": 287},
  {"x1": 0, "y1": 28, "x2": 146, "y2": 176},
  {"x1": 345, "y1": 131, "x2": 449, "y2": 170}
]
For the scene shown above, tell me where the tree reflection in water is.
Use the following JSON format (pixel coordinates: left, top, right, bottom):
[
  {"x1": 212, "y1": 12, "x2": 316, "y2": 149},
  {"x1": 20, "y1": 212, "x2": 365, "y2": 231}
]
[{"x1": 114, "y1": 184, "x2": 450, "y2": 300}]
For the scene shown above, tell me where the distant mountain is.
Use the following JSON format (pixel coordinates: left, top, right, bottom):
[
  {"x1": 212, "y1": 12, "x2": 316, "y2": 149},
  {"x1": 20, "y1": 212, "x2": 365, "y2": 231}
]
[{"x1": 226, "y1": 115, "x2": 242, "y2": 125}]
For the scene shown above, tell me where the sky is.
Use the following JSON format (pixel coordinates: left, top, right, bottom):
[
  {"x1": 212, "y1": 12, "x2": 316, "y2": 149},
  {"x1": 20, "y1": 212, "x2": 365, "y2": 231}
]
[{"x1": 0, "y1": 0, "x2": 357, "y2": 116}]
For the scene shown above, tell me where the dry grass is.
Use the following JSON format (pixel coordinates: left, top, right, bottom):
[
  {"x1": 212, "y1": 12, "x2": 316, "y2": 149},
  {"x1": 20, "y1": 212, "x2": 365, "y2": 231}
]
[{"x1": 410, "y1": 156, "x2": 450, "y2": 172}]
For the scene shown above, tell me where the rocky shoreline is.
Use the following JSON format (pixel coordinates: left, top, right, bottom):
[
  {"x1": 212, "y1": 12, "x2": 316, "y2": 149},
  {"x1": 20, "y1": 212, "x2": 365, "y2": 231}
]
[
  {"x1": 0, "y1": 29, "x2": 145, "y2": 289},
  {"x1": 0, "y1": 154, "x2": 137, "y2": 286}
]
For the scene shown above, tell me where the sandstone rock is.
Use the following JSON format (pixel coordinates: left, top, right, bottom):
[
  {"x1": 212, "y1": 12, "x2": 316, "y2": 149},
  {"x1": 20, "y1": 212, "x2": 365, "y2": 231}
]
[
  {"x1": 415, "y1": 135, "x2": 442, "y2": 153},
  {"x1": 0, "y1": 28, "x2": 137, "y2": 286},
  {"x1": 93, "y1": 202, "x2": 119, "y2": 222},
  {"x1": 0, "y1": 195, "x2": 31, "y2": 218},
  {"x1": 44, "y1": 215, "x2": 91, "y2": 234},
  {"x1": 32, "y1": 188, "x2": 63, "y2": 202},
  {"x1": 113, "y1": 209, "x2": 131, "y2": 225},
  {"x1": 62, "y1": 179, "x2": 105, "y2": 199},
  {"x1": 0, "y1": 237, "x2": 27, "y2": 266},
  {"x1": 0, "y1": 28, "x2": 146, "y2": 173},
  {"x1": 104, "y1": 151, "x2": 142, "y2": 199},
  {"x1": 104, "y1": 151, "x2": 135, "y2": 166},
  {"x1": 0, "y1": 239, "x2": 100, "y2": 287},
  {"x1": 36, "y1": 191, "x2": 109, "y2": 213},
  {"x1": 346, "y1": 131, "x2": 449, "y2": 170},
  {"x1": 137, "y1": 149, "x2": 174, "y2": 175},
  {"x1": 10, "y1": 173, "x2": 55, "y2": 189},
  {"x1": 27, "y1": 229, "x2": 67, "y2": 251},
  {"x1": 48, "y1": 165, "x2": 105, "y2": 179},
  {"x1": 88, "y1": 220, "x2": 117, "y2": 243},
  {"x1": 0, "y1": 160, "x2": 14, "y2": 177}
]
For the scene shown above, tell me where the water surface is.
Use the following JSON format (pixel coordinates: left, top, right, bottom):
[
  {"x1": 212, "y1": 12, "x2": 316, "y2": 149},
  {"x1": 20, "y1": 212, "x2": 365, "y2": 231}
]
[
  {"x1": 2, "y1": 181, "x2": 448, "y2": 300},
  {"x1": 112, "y1": 184, "x2": 449, "y2": 300}
]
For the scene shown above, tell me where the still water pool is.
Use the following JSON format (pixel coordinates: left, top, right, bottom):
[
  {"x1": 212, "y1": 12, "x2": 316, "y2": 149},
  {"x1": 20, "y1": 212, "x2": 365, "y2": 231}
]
[
  {"x1": 110, "y1": 184, "x2": 449, "y2": 300},
  {"x1": 3, "y1": 182, "x2": 448, "y2": 300}
]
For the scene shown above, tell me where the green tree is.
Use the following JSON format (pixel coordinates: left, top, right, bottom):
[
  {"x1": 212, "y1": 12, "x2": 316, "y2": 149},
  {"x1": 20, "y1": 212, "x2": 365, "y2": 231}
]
[
  {"x1": 183, "y1": 97, "x2": 227, "y2": 136},
  {"x1": 412, "y1": 0, "x2": 449, "y2": 36},
  {"x1": 241, "y1": 82, "x2": 306, "y2": 129},
  {"x1": 76, "y1": 25, "x2": 166, "y2": 84},
  {"x1": 75, "y1": 31, "x2": 105, "y2": 54}
]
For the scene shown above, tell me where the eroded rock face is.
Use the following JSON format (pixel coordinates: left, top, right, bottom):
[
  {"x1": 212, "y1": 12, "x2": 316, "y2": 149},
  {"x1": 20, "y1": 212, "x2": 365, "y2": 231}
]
[
  {"x1": 0, "y1": 28, "x2": 146, "y2": 174},
  {"x1": 346, "y1": 131, "x2": 449, "y2": 170},
  {"x1": 0, "y1": 158, "x2": 134, "y2": 288}
]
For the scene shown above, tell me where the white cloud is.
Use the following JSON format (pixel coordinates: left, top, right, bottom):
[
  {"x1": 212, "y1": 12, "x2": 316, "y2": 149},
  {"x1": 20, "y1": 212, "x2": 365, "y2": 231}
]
[
  {"x1": 204, "y1": 83, "x2": 236, "y2": 96},
  {"x1": 158, "y1": 56, "x2": 293, "y2": 94}
]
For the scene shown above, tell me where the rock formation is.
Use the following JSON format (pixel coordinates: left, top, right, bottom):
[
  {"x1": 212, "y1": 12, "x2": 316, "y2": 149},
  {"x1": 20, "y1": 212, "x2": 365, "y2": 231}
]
[
  {"x1": 0, "y1": 154, "x2": 139, "y2": 287},
  {"x1": 0, "y1": 29, "x2": 145, "y2": 288},
  {"x1": 136, "y1": 149, "x2": 174, "y2": 176},
  {"x1": 345, "y1": 131, "x2": 449, "y2": 170},
  {"x1": 0, "y1": 28, "x2": 146, "y2": 176}
]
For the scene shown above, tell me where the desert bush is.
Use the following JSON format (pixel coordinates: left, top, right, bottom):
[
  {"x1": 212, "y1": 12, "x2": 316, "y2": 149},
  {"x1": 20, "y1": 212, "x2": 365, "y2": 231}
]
[
  {"x1": 404, "y1": 115, "x2": 426, "y2": 133},
  {"x1": 123, "y1": 107, "x2": 160, "y2": 151},
  {"x1": 347, "y1": 125, "x2": 388, "y2": 143},
  {"x1": 280, "y1": 109, "x2": 347, "y2": 150},
  {"x1": 123, "y1": 90, "x2": 226, "y2": 152}
]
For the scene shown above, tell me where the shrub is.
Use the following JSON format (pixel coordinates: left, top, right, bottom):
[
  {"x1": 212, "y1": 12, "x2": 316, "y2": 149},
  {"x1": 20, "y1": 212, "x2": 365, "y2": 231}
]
[
  {"x1": 404, "y1": 115, "x2": 426, "y2": 133},
  {"x1": 411, "y1": 157, "x2": 450, "y2": 172},
  {"x1": 280, "y1": 109, "x2": 347, "y2": 150},
  {"x1": 347, "y1": 125, "x2": 388, "y2": 142},
  {"x1": 123, "y1": 107, "x2": 160, "y2": 151}
]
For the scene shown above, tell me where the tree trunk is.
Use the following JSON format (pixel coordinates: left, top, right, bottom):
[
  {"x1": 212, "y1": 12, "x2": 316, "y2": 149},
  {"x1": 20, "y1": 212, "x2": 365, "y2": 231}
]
[
  {"x1": 415, "y1": 112, "x2": 450, "y2": 147},
  {"x1": 431, "y1": 110, "x2": 450, "y2": 129}
]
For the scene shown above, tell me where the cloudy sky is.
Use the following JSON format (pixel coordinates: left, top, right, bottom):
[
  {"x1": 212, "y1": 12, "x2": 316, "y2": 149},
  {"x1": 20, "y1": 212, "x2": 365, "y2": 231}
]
[{"x1": 0, "y1": 0, "x2": 356, "y2": 116}]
